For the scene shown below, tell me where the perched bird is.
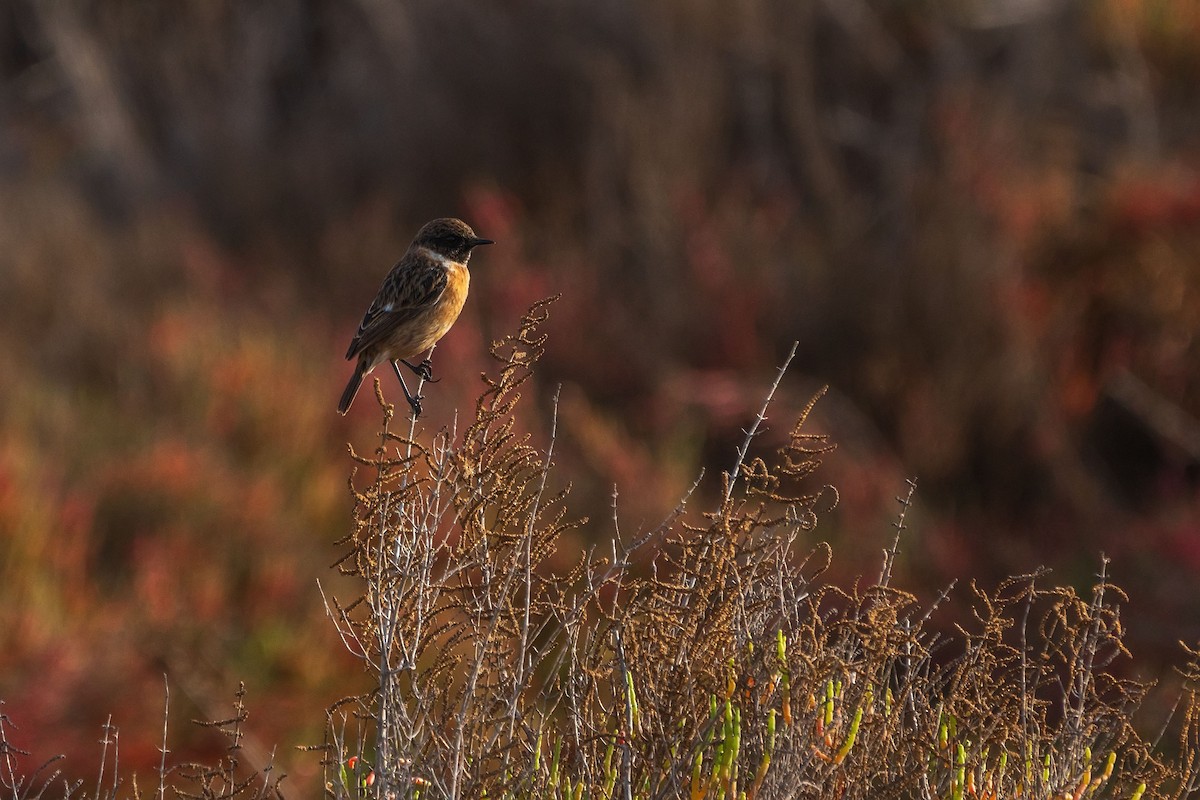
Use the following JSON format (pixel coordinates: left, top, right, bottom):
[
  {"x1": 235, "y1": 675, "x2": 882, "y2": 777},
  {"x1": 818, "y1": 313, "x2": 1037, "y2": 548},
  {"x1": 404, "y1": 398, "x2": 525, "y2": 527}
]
[{"x1": 338, "y1": 218, "x2": 493, "y2": 417}]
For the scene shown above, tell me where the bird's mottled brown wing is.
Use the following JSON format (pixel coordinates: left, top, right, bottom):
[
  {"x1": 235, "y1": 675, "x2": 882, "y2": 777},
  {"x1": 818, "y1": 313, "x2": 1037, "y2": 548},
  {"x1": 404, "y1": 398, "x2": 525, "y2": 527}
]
[{"x1": 345, "y1": 254, "x2": 449, "y2": 360}]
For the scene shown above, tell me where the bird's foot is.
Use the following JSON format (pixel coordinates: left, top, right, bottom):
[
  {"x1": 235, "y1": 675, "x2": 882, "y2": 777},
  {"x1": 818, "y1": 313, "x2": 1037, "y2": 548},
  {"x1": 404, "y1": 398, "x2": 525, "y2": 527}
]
[
  {"x1": 402, "y1": 358, "x2": 438, "y2": 383},
  {"x1": 390, "y1": 360, "x2": 425, "y2": 418},
  {"x1": 399, "y1": 380, "x2": 424, "y2": 418},
  {"x1": 403, "y1": 392, "x2": 423, "y2": 419}
]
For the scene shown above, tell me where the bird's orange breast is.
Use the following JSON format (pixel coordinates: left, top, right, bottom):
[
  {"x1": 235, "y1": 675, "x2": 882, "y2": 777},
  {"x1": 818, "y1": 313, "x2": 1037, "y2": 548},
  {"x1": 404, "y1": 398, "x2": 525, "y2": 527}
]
[
  {"x1": 377, "y1": 261, "x2": 470, "y2": 363},
  {"x1": 422, "y1": 262, "x2": 470, "y2": 346}
]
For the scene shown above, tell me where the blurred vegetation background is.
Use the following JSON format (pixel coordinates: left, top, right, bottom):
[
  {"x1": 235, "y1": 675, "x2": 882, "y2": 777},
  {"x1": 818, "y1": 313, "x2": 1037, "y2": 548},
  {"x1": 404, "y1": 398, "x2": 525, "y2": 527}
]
[{"x1": 2, "y1": 0, "x2": 1199, "y2": 793}]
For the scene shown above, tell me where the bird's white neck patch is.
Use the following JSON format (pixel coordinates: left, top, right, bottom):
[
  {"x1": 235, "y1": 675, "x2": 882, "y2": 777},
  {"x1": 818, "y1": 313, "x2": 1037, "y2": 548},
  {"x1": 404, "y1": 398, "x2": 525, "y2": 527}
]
[{"x1": 419, "y1": 247, "x2": 454, "y2": 266}]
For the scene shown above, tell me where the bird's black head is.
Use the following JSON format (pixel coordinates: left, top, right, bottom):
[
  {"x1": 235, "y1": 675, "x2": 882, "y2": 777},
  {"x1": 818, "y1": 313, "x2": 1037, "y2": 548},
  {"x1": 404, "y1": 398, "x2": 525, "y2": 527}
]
[{"x1": 413, "y1": 218, "x2": 494, "y2": 263}]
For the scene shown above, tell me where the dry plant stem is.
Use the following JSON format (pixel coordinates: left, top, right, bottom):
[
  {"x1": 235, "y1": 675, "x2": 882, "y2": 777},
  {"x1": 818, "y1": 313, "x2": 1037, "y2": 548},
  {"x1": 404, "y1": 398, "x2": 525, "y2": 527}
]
[
  {"x1": 450, "y1": 388, "x2": 561, "y2": 797},
  {"x1": 0, "y1": 704, "x2": 66, "y2": 800},
  {"x1": 724, "y1": 341, "x2": 799, "y2": 505},
  {"x1": 614, "y1": 627, "x2": 634, "y2": 800},
  {"x1": 878, "y1": 477, "x2": 917, "y2": 588},
  {"x1": 509, "y1": 384, "x2": 561, "y2": 737},
  {"x1": 95, "y1": 716, "x2": 117, "y2": 800},
  {"x1": 368, "y1": 351, "x2": 432, "y2": 796},
  {"x1": 668, "y1": 341, "x2": 801, "y2": 606},
  {"x1": 158, "y1": 677, "x2": 170, "y2": 800},
  {"x1": 1070, "y1": 558, "x2": 1111, "y2": 733},
  {"x1": 1017, "y1": 570, "x2": 1040, "y2": 748},
  {"x1": 0, "y1": 705, "x2": 17, "y2": 798}
]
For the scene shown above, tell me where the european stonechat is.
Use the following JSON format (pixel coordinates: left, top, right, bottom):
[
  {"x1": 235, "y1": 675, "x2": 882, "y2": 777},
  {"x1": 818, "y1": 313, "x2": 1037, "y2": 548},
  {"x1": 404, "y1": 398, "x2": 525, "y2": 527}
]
[{"x1": 338, "y1": 217, "x2": 493, "y2": 417}]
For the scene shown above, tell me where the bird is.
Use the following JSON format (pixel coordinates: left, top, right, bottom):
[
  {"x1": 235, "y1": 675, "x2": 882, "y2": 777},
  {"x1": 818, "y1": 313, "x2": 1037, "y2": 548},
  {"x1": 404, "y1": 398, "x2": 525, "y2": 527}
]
[{"x1": 338, "y1": 217, "x2": 493, "y2": 417}]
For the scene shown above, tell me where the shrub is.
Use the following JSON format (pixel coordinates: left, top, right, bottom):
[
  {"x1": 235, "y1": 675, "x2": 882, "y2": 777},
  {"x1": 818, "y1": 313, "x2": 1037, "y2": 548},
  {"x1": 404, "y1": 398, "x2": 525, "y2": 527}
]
[{"x1": 4, "y1": 302, "x2": 1199, "y2": 798}]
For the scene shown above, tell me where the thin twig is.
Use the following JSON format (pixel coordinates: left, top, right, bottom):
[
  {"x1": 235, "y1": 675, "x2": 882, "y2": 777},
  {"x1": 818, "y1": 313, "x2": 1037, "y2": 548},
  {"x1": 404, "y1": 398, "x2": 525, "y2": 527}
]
[
  {"x1": 725, "y1": 341, "x2": 799, "y2": 504},
  {"x1": 158, "y1": 677, "x2": 170, "y2": 800},
  {"x1": 879, "y1": 477, "x2": 918, "y2": 588}
]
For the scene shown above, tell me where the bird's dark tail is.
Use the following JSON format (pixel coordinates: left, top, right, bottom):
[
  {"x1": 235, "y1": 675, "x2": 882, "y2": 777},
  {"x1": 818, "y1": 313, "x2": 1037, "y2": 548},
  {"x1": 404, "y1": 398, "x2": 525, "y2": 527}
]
[{"x1": 337, "y1": 361, "x2": 367, "y2": 415}]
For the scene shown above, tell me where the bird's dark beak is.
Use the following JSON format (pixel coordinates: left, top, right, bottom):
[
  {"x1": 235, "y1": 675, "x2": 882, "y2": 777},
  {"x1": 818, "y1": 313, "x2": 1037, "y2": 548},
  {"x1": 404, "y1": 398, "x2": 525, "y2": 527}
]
[{"x1": 471, "y1": 237, "x2": 495, "y2": 248}]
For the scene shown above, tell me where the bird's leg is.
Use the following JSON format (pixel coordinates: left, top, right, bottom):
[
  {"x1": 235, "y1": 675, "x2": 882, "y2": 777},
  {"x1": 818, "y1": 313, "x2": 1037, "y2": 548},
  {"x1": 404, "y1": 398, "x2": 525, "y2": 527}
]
[
  {"x1": 390, "y1": 360, "x2": 423, "y2": 418},
  {"x1": 400, "y1": 357, "x2": 438, "y2": 383}
]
